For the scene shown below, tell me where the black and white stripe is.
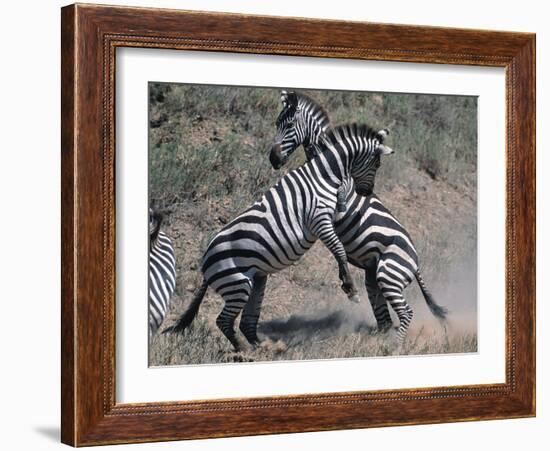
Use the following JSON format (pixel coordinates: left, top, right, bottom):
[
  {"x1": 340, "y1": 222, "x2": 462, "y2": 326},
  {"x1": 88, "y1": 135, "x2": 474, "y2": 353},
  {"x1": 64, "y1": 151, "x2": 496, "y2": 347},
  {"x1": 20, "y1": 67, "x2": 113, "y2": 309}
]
[
  {"x1": 149, "y1": 209, "x2": 176, "y2": 337},
  {"x1": 270, "y1": 91, "x2": 331, "y2": 168},
  {"x1": 269, "y1": 91, "x2": 447, "y2": 342},
  {"x1": 165, "y1": 124, "x2": 391, "y2": 350}
]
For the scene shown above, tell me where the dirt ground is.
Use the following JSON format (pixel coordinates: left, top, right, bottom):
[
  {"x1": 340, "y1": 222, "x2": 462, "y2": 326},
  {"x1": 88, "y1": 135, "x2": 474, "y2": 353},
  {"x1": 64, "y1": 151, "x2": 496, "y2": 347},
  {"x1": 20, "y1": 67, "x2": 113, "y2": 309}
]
[{"x1": 149, "y1": 172, "x2": 477, "y2": 365}]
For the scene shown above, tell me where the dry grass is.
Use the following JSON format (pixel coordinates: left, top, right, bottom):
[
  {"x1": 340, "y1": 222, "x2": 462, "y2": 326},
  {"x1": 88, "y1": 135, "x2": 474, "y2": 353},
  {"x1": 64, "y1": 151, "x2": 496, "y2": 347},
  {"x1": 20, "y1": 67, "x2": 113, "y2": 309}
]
[{"x1": 148, "y1": 83, "x2": 478, "y2": 366}]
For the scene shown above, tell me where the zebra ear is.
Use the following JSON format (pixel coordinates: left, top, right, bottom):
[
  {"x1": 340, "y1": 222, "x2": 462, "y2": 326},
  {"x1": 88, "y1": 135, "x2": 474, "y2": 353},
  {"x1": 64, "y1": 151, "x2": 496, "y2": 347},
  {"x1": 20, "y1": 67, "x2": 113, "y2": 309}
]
[
  {"x1": 286, "y1": 91, "x2": 298, "y2": 107},
  {"x1": 378, "y1": 144, "x2": 393, "y2": 155},
  {"x1": 376, "y1": 128, "x2": 390, "y2": 142},
  {"x1": 280, "y1": 90, "x2": 289, "y2": 106}
]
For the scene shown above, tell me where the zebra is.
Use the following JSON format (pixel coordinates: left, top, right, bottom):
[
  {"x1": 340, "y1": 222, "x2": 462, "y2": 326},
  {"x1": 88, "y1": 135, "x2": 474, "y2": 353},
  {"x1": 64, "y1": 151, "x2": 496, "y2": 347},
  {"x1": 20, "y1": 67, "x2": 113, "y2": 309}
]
[
  {"x1": 269, "y1": 90, "x2": 447, "y2": 342},
  {"x1": 149, "y1": 208, "x2": 177, "y2": 338},
  {"x1": 164, "y1": 124, "x2": 393, "y2": 351},
  {"x1": 270, "y1": 91, "x2": 348, "y2": 213}
]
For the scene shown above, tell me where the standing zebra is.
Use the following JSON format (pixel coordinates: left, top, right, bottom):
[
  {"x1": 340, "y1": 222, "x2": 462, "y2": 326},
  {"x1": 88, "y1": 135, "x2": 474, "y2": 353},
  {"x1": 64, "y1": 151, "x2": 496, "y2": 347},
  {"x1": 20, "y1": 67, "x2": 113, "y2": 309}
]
[
  {"x1": 165, "y1": 124, "x2": 393, "y2": 351},
  {"x1": 149, "y1": 208, "x2": 177, "y2": 338},
  {"x1": 269, "y1": 91, "x2": 447, "y2": 342}
]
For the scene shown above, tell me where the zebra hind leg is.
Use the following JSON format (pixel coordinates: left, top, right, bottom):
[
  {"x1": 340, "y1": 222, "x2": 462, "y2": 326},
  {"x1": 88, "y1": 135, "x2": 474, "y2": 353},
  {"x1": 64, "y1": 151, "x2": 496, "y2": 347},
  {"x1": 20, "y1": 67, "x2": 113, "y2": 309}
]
[
  {"x1": 377, "y1": 277, "x2": 413, "y2": 343},
  {"x1": 216, "y1": 279, "x2": 252, "y2": 351},
  {"x1": 377, "y1": 260, "x2": 414, "y2": 344},
  {"x1": 239, "y1": 274, "x2": 267, "y2": 346},
  {"x1": 383, "y1": 292, "x2": 413, "y2": 344},
  {"x1": 364, "y1": 268, "x2": 392, "y2": 334}
]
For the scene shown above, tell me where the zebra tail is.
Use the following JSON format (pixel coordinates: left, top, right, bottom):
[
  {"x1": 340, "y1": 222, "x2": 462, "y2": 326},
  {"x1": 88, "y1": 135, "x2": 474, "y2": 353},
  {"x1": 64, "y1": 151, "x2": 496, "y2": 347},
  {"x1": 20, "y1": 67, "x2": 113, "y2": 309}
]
[
  {"x1": 163, "y1": 279, "x2": 209, "y2": 335},
  {"x1": 415, "y1": 270, "x2": 448, "y2": 320}
]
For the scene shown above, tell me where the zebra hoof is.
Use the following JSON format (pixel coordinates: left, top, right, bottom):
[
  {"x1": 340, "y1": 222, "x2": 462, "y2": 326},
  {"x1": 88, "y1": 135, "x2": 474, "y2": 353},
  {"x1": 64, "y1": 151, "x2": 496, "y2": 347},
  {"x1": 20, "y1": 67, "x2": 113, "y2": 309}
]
[{"x1": 349, "y1": 294, "x2": 360, "y2": 303}]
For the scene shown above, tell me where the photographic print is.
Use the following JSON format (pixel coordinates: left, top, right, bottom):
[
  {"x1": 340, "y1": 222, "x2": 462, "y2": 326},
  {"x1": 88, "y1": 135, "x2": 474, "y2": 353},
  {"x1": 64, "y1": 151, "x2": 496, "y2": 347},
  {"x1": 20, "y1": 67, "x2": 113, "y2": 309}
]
[
  {"x1": 61, "y1": 6, "x2": 535, "y2": 444},
  {"x1": 148, "y1": 83, "x2": 478, "y2": 366}
]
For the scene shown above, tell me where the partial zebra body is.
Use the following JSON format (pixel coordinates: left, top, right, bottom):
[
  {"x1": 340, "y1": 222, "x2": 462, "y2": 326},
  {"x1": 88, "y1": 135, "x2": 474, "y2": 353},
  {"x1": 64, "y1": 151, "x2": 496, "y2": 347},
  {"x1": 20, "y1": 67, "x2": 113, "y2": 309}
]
[
  {"x1": 149, "y1": 229, "x2": 176, "y2": 337},
  {"x1": 166, "y1": 124, "x2": 390, "y2": 350},
  {"x1": 335, "y1": 193, "x2": 418, "y2": 274},
  {"x1": 203, "y1": 165, "x2": 330, "y2": 283},
  {"x1": 334, "y1": 190, "x2": 421, "y2": 336},
  {"x1": 269, "y1": 91, "x2": 447, "y2": 342}
]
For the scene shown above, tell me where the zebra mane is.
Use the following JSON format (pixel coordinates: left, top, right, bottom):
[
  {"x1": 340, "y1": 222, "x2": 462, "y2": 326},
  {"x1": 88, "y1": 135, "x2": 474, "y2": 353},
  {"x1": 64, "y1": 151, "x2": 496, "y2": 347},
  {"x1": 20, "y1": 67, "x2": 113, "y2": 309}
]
[
  {"x1": 296, "y1": 92, "x2": 331, "y2": 129},
  {"x1": 277, "y1": 91, "x2": 331, "y2": 130},
  {"x1": 322, "y1": 123, "x2": 380, "y2": 147}
]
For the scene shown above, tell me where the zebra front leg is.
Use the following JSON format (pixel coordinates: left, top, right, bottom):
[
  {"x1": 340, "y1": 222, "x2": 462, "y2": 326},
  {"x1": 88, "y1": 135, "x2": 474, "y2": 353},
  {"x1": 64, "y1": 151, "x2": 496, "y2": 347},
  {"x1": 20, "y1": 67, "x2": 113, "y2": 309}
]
[
  {"x1": 239, "y1": 274, "x2": 268, "y2": 346},
  {"x1": 335, "y1": 176, "x2": 353, "y2": 216},
  {"x1": 216, "y1": 279, "x2": 252, "y2": 351},
  {"x1": 336, "y1": 184, "x2": 348, "y2": 214},
  {"x1": 338, "y1": 261, "x2": 359, "y2": 302},
  {"x1": 314, "y1": 215, "x2": 360, "y2": 303}
]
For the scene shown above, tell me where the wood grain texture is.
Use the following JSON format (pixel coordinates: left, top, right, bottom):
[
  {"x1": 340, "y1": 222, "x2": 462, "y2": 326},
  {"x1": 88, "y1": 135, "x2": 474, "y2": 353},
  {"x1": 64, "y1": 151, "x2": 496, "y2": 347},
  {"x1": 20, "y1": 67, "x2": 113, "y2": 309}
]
[
  {"x1": 60, "y1": 5, "x2": 76, "y2": 446},
  {"x1": 60, "y1": 3, "x2": 536, "y2": 446}
]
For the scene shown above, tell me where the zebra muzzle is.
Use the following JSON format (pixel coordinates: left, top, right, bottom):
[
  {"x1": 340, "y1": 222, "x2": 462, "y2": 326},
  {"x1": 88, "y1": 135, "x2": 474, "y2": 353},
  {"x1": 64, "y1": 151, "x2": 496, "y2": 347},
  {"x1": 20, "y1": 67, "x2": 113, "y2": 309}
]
[{"x1": 269, "y1": 144, "x2": 286, "y2": 169}]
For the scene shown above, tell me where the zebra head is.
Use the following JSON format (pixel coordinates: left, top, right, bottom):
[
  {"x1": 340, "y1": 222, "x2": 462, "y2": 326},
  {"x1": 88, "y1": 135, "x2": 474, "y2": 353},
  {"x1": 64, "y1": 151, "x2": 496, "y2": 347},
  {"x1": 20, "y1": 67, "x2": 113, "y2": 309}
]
[
  {"x1": 270, "y1": 90, "x2": 330, "y2": 169},
  {"x1": 352, "y1": 127, "x2": 393, "y2": 196},
  {"x1": 327, "y1": 125, "x2": 393, "y2": 197},
  {"x1": 149, "y1": 208, "x2": 163, "y2": 246}
]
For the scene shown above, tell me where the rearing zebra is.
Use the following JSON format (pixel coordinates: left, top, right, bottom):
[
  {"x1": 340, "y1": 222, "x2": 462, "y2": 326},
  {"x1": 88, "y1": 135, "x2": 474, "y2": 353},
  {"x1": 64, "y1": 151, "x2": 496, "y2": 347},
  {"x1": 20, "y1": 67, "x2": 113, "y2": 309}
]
[
  {"x1": 269, "y1": 91, "x2": 447, "y2": 342},
  {"x1": 149, "y1": 208, "x2": 177, "y2": 338},
  {"x1": 165, "y1": 124, "x2": 393, "y2": 351}
]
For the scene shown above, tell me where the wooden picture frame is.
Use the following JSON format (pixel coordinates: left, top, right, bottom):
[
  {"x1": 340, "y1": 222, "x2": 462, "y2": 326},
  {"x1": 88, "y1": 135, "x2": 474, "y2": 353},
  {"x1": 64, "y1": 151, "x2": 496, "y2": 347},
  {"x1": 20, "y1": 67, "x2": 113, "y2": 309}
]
[{"x1": 61, "y1": 3, "x2": 535, "y2": 446}]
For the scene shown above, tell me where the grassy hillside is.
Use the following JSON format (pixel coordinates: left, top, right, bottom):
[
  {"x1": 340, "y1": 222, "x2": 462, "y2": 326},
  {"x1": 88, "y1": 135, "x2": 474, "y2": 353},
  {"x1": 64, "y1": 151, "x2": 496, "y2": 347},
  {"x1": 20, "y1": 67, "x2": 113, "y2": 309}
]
[{"x1": 148, "y1": 83, "x2": 478, "y2": 365}]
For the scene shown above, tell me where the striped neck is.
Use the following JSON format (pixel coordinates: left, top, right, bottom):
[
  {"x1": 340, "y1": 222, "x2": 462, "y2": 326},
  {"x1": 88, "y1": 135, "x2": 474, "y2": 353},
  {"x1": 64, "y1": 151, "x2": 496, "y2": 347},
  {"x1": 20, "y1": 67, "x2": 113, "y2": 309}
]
[
  {"x1": 318, "y1": 124, "x2": 381, "y2": 180},
  {"x1": 295, "y1": 95, "x2": 331, "y2": 159}
]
